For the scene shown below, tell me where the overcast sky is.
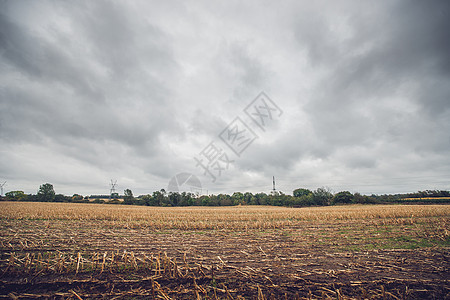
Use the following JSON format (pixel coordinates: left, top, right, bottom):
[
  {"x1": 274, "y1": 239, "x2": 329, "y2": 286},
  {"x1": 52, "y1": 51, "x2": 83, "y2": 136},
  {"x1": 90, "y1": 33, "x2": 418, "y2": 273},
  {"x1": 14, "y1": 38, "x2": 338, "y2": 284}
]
[{"x1": 1, "y1": 0, "x2": 449, "y2": 196}]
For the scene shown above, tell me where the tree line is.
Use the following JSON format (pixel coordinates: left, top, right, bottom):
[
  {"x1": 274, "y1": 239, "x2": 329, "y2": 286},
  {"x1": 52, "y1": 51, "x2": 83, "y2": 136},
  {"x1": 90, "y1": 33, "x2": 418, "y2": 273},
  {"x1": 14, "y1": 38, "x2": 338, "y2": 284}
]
[{"x1": 1, "y1": 183, "x2": 449, "y2": 207}]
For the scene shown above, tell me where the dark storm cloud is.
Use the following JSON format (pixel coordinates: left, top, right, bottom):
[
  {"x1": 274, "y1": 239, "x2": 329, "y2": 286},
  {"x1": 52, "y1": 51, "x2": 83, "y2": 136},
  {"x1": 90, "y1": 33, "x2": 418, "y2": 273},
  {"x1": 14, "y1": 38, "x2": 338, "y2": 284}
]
[
  {"x1": 297, "y1": 1, "x2": 450, "y2": 159},
  {"x1": 0, "y1": 1, "x2": 180, "y2": 150},
  {"x1": 0, "y1": 8, "x2": 104, "y2": 102}
]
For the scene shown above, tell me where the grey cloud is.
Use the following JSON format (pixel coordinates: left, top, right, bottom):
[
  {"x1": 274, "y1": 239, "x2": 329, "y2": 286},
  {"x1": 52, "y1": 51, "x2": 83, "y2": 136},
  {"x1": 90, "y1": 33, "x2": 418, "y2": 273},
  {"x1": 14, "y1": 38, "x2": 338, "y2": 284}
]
[
  {"x1": 0, "y1": 10, "x2": 105, "y2": 102},
  {"x1": 226, "y1": 43, "x2": 269, "y2": 101},
  {"x1": 298, "y1": 1, "x2": 450, "y2": 161},
  {"x1": 1, "y1": 0, "x2": 449, "y2": 195},
  {"x1": 0, "y1": 0, "x2": 180, "y2": 147}
]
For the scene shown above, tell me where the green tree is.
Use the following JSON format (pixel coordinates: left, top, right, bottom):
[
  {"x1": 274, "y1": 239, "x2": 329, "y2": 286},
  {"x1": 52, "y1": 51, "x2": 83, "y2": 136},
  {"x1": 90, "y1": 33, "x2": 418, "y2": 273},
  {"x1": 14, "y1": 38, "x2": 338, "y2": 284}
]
[
  {"x1": 124, "y1": 189, "x2": 135, "y2": 205},
  {"x1": 218, "y1": 194, "x2": 232, "y2": 206},
  {"x1": 181, "y1": 192, "x2": 195, "y2": 206},
  {"x1": 312, "y1": 187, "x2": 333, "y2": 206},
  {"x1": 168, "y1": 192, "x2": 181, "y2": 206},
  {"x1": 253, "y1": 193, "x2": 268, "y2": 205},
  {"x1": 231, "y1": 192, "x2": 244, "y2": 205},
  {"x1": 139, "y1": 194, "x2": 153, "y2": 206},
  {"x1": 333, "y1": 191, "x2": 354, "y2": 204},
  {"x1": 72, "y1": 194, "x2": 83, "y2": 202},
  {"x1": 54, "y1": 194, "x2": 70, "y2": 202},
  {"x1": 268, "y1": 191, "x2": 285, "y2": 206},
  {"x1": 37, "y1": 183, "x2": 55, "y2": 202},
  {"x1": 289, "y1": 193, "x2": 314, "y2": 207},
  {"x1": 198, "y1": 195, "x2": 210, "y2": 206},
  {"x1": 352, "y1": 192, "x2": 372, "y2": 204},
  {"x1": 5, "y1": 191, "x2": 27, "y2": 201},
  {"x1": 152, "y1": 191, "x2": 166, "y2": 206},
  {"x1": 293, "y1": 188, "x2": 312, "y2": 198},
  {"x1": 243, "y1": 192, "x2": 253, "y2": 205},
  {"x1": 208, "y1": 195, "x2": 219, "y2": 206}
]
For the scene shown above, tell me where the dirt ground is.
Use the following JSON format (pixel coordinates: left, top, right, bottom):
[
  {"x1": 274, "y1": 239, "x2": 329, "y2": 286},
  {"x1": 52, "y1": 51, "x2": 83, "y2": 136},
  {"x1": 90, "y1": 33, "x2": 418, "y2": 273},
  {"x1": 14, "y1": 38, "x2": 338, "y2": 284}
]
[{"x1": 0, "y1": 218, "x2": 449, "y2": 299}]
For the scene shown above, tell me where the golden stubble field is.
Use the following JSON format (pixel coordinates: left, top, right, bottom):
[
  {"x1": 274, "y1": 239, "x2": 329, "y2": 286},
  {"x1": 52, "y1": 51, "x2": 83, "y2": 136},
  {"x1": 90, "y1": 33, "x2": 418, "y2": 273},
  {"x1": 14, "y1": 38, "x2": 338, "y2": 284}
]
[{"x1": 0, "y1": 202, "x2": 449, "y2": 299}]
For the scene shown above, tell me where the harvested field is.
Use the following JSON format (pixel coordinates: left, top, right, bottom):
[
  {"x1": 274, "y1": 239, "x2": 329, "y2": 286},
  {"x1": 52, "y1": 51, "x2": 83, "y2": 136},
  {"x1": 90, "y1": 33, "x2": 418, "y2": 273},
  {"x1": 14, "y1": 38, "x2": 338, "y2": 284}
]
[{"x1": 0, "y1": 202, "x2": 449, "y2": 299}]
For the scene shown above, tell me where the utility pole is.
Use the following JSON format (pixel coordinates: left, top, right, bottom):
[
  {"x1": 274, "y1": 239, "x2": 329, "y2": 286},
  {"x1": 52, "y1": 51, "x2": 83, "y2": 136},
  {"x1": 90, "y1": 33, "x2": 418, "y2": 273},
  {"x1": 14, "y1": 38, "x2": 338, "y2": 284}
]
[{"x1": 109, "y1": 180, "x2": 117, "y2": 201}]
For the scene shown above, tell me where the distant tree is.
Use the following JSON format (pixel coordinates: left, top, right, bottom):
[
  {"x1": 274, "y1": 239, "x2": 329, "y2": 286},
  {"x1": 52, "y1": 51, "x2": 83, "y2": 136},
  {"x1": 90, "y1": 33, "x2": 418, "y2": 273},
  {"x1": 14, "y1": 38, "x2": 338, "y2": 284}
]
[
  {"x1": 218, "y1": 194, "x2": 232, "y2": 206},
  {"x1": 352, "y1": 192, "x2": 372, "y2": 204},
  {"x1": 438, "y1": 190, "x2": 450, "y2": 197},
  {"x1": 177, "y1": 192, "x2": 187, "y2": 206},
  {"x1": 168, "y1": 192, "x2": 181, "y2": 206},
  {"x1": 312, "y1": 187, "x2": 333, "y2": 206},
  {"x1": 138, "y1": 194, "x2": 152, "y2": 206},
  {"x1": 181, "y1": 192, "x2": 195, "y2": 206},
  {"x1": 26, "y1": 194, "x2": 38, "y2": 202},
  {"x1": 37, "y1": 183, "x2": 55, "y2": 202},
  {"x1": 253, "y1": 193, "x2": 268, "y2": 205},
  {"x1": 124, "y1": 189, "x2": 135, "y2": 205},
  {"x1": 152, "y1": 191, "x2": 166, "y2": 206},
  {"x1": 333, "y1": 191, "x2": 354, "y2": 204},
  {"x1": 243, "y1": 192, "x2": 253, "y2": 205},
  {"x1": 198, "y1": 195, "x2": 210, "y2": 206},
  {"x1": 268, "y1": 191, "x2": 285, "y2": 206},
  {"x1": 231, "y1": 192, "x2": 244, "y2": 205},
  {"x1": 54, "y1": 194, "x2": 69, "y2": 202},
  {"x1": 406, "y1": 190, "x2": 450, "y2": 198},
  {"x1": 5, "y1": 191, "x2": 27, "y2": 201},
  {"x1": 208, "y1": 195, "x2": 219, "y2": 206},
  {"x1": 283, "y1": 195, "x2": 298, "y2": 207},
  {"x1": 293, "y1": 188, "x2": 312, "y2": 198},
  {"x1": 289, "y1": 193, "x2": 314, "y2": 207},
  {"x1": 72, "y1": 194, "x2": 83, "y2": 201}
]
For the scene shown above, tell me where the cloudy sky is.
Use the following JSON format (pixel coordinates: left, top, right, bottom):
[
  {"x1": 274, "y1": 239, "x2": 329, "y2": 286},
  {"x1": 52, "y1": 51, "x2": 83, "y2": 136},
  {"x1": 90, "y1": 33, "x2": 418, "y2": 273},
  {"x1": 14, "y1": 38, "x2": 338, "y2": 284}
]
[{"x1": 1, "y1": 0, "x2": 449, "y2": 196}]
